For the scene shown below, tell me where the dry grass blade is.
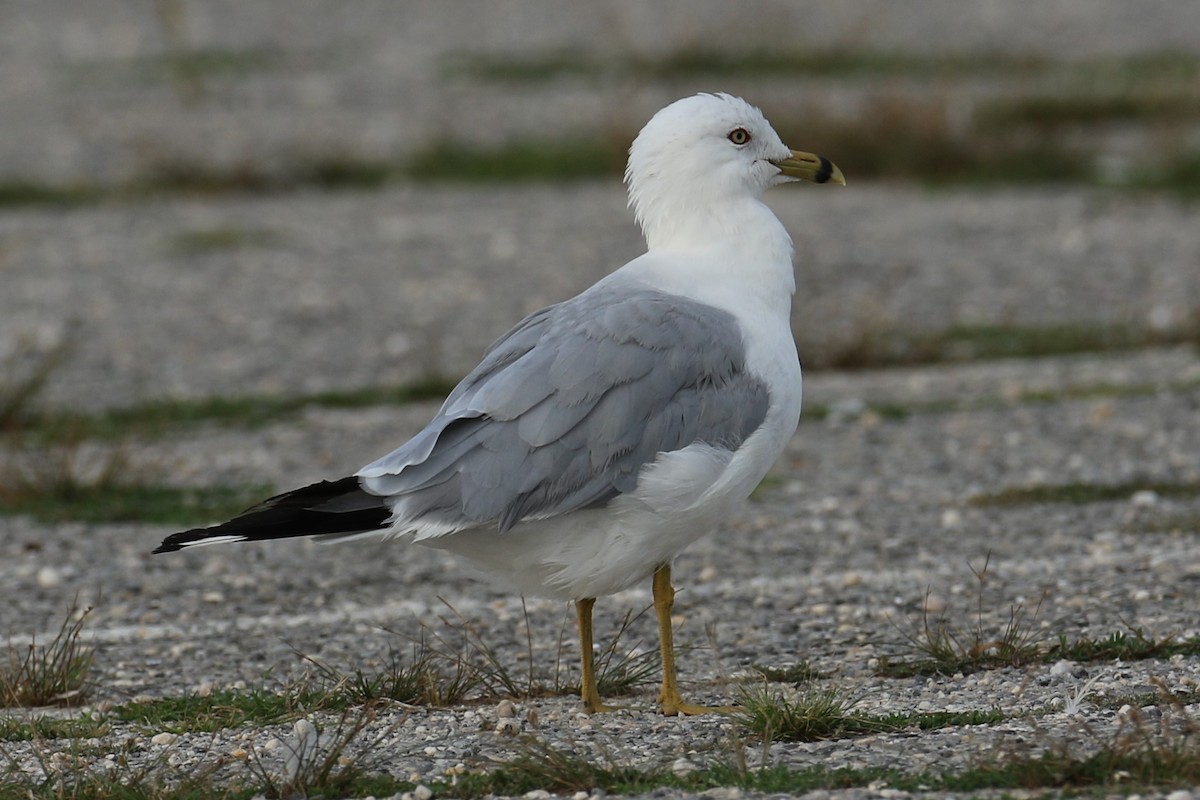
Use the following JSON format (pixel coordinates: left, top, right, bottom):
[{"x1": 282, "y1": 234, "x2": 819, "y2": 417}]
[
  {"x1": 299, "y1": 632, "x2": 480, "y2": 708},
  {"x1": 487, "y1": 736, "x2": 650, "y2": 796},
  {"x1": 877, "y1": 554, "x2": 1049, "y2": 677},
  {"x1": 2, "y1": 603, "x2": 95, "y2": 708},
  {"x1": 0, "y1": 329, "x2": 74, "y2": 433},
  {"x1": 246, "y1": 706, "x2": 402, "y2": 800}
]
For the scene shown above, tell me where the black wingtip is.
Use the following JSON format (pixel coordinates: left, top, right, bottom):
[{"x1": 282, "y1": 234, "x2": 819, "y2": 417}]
[
  {"x1": 151, "y1": 477, "x2": 389, "y2": 555},
  {"x1": 152, "y1": 527, "x2": 216, "y2": 554}
]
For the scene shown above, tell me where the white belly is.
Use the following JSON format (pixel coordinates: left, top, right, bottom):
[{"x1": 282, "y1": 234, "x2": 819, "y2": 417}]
[{"x1": 425, "y1": 369, "x2": 802, "y2": 600}]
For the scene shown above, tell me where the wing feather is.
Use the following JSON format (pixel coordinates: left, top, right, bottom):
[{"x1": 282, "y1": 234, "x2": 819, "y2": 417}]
[{"x1": 357, "y1": 280, "x2": 770, "y2": 534}]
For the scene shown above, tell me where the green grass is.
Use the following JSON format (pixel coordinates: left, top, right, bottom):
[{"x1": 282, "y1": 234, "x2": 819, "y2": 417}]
[
  {"x1": 806, "y1": 318, "x2": 1200, "y2": 371},
  {"x1": 0, "y1": 481, "x2": 275, "y2": 526},
  {"x1": 750, "y1": 662, "x2": 823, "y2": 684},
  {"x1": 6, "y1": 689, "x2": 1198, "y2": 798},
  {"x1": 166, "y1": 226, "x2": 278, "y2": 255},
  {"x1": 0, "y1": 180, "x2": 102, "y2": 208},
  {"x1": 10, "y1": 375, "x2": 456, "y2": 444},
  {"x1": 805, "y1": 372, "x2": 1200, "y2": 425},
  {"x1": 936, "y1": 322, "x2": 1173, "y2": 360},
  {"x1": 734, "y1": 682, "x2": 1006, "y2": 743},
  {"x1": 879, "y1": 626, "x2": 1200, "y2": 678},
  {"x1": 1049, "y1": 629, "x2": 1200, "y2": 662},
  {"x1": 982, "y1": 92, "x2": 1200, "y2": 128},
  {"x1": 106, "y1": 47, "x2": 285, "y2": 81},
  {"x1": 6, "y1": 744, "x2": 1198, "y2": 800},
  {"x1": 968, "y1": 479, "x2": 1200, "y2": 508},
  {"x1": 734, "y1": 684, "x2": 891, "y2": 741},
  {"x1": 0, "y1": 714, "x2": 107, "y2": 741},
  {"x1": 300, "y1": 638, "x2": 480, "y2": 708},
  {"x1": 441, "y1": 731, "x2": 1200, "y2": 797},
  {"x1": 113, "y1": 687, "x2": 323, "y2": 733},
  {"x1": 445, "y1": 48, "x2": 1200, "y2": 84}
]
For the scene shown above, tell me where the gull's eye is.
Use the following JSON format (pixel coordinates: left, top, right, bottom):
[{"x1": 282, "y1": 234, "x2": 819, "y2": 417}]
[{"x1": 727, "y1": 127, "x2": 752, "y2": 146}]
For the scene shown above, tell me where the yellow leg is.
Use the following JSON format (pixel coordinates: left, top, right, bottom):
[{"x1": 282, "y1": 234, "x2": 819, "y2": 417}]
[
  {"x1": 575, "y1": 598, "x2": 619, "y2": 713},
  {"x1": 653, "y1": 563, "x2": 731, "y2": 716}
]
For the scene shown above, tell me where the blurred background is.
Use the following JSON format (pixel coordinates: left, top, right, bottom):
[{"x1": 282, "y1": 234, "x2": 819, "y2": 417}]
[
  {"x1": 4, "y1": 1, "x2": 1200, "y2": 190},
  {"x1": 1, "y1": 0, "x2": 1198, "y2": 486}
]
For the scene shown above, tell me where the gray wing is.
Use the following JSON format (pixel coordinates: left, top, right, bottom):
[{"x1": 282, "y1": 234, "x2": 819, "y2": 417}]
[{"x1": 357, "y1": 280, "x2": 771, "y2": 533}]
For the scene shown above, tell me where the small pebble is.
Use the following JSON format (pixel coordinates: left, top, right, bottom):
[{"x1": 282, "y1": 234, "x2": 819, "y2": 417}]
[
  {"x1": 828, "y1": 397, "x2": 866, "y2": 422},
  {"x1": 1166, "y1": 791, "x2": 1195, "y2": 800},
  {"x1": 495, "y1": 717, "x2": 521, "y2": 736},
  {"x1": 414, "y1": 784, "x2": 433, "y2": 800},
  {"x1": 36, "y1": 566, "x2": 62, "y2": 588},
  {"x1": 672, "y1": 757, "x2": 699, "y2": 777},
  {"x1": 524, "y1": 791, "x2": 551, "y2": 800},
  {"x1": 150, "y1": 732, "x2": 177, "y2": 746},
  {"x1": 923, "y1": 594, "x2": 948, "y2": 614},
  {"x1": 1130, "y1": 490, "x2": 1159, "y2": 507},
  {"x1": 706, "y1": 788, "x2": 742, "y2": 800}
]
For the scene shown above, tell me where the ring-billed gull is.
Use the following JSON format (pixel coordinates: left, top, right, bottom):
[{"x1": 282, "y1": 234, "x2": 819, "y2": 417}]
[{"x1": 154, "y1": 93, "x2": 844, "y2": 715}]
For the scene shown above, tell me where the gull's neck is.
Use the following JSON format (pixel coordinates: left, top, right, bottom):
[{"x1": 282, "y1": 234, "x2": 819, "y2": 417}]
[
  {"x1": 643, "y1": 194, "x2": 792, "y2": 287},
  {"x1": 636, "y1": 194, "x2": 797, "y2": 314}
]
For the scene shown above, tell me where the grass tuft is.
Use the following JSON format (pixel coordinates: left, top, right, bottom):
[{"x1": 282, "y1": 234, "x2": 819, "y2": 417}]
[
  {"x1": 474, "y1": 737, "x2": 654, "y2": 797},
  {"x1": 300, "y1": 634, "x2": 480, "y2": 708},
  {"x1": 245, "y1": 708, "x2": 404, "y2": 800},
  {"x1": 562, "y1": 607, "x2": 660, "y2": 700},
  {"x1": 877, "y1": 556, "x2": 1047, "y2": 678},
  {"x1": 2, "y1": 604, "x2": 94, "y2": 708},
  {"x1": 751, "y1": 662, "x2": 824, "y2": 683},
  {"x1": 734, "y1": 683, "x2": 888, "y2": 741},
  {"x1": 417, "y1": 600, "x2": 658, "y2": 703},
  {"x1": 878, "y1": 559, "x2": 1200, "y2": 678},
  {"x1": 0, "y1": 333, "x2": 75, "y2": 434}
]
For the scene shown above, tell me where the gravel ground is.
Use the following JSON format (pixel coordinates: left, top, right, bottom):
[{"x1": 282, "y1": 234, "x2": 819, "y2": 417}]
[
  {"x1": 2, "y1": 347, "x2": 1198, "y2": 798},
  {"x1": 3, "y1": 3, "x2": 1200, "y2": 798},
  {"x1": 4, "y1": 184, "x2": 1199, "y2": 412}
]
